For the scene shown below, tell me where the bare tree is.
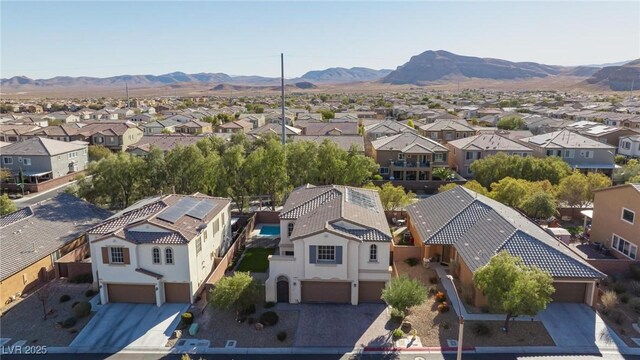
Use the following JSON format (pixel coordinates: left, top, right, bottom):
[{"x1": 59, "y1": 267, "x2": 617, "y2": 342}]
[{"x1": 37, "y1": 283, "x2": 51, "y2": 320}]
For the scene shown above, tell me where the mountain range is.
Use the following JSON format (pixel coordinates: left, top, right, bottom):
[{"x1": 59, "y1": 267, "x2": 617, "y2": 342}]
[{"x1": 1, "y1": 50, "x2": 635, "y2": 92}]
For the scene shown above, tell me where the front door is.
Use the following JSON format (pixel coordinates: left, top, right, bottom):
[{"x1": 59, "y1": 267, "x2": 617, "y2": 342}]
[{"x1": 277, "y1": 279, "x2": 289, "y2": 303}]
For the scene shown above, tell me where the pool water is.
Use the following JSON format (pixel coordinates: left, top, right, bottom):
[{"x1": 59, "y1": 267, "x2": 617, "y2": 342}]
[{"x1": 259, "y1": 225, "x2": 281, "y2": 236}]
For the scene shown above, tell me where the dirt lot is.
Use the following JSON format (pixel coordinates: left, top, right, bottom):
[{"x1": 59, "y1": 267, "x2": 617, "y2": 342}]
[{"x1": 0, "y1": 280, "x2": 95, "y2": 346}]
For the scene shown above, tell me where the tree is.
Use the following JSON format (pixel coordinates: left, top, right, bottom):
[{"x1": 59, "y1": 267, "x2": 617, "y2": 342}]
[
  {"x1": 219, "y1": 145, "x2": 252, "y2": 212},
  {"x1": 319, "y1": 109, "x2": 335, "y2": 121},
  {"x1": 0, "y1": 194, "x2": 17, "y2": 215},
  {"x1": 474, "y1": 251, "x2": 554, "y2": 332},
  {"x1": 88, "y1": 145, "x2": 112, "y2": 162},
  {"x1": 375, "y1": 182, "x2": 415, "y2": 211},
  {"x1": 614, "y1": 159, "x2": 640, "y2": 184},
  {"x1": 520, "y1": 191, "x2": 558, "y2": 219},
  {"x1": 438, "y1": 183, "x2": 458, "y2": 193},
  {"x1": 489, "y1": 177, "x2": 529, "y2": 208},
  {"x1": 249, "y1": 139, "x2": 288, "y2": 209},
  {"x1": 381, "y1": 275, "x2": 427, "y2": 318},
  {"x1": 87, "y1": 153, "x2": 146, "y2": 209},
  {"x1": 432, "y1": 167, "x2": 455, "y2": 181},
  {"x1": 407, "y1": 119, "x2": 415, "y2": 129},
  {"x1": 470, "y1": 153, "x2": 571, "y2": 188},
  {"x1": 463, "y1": 180, "x2": 489, "y2": 195},
  {"x1": 215, "y1": 113, "x2": 235, "y2": 124},
  {"x1": 209, "y1": 272, "x2": 259, "y2": 312}
]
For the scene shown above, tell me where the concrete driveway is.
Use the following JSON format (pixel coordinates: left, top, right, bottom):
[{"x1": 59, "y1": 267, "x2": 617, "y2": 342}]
[
  {"x1": 70, "y1": 303, "x2": 188, "y2": 351},
  {"x1": 538, "y1": 303, "x2": 627, "y2": 351}
]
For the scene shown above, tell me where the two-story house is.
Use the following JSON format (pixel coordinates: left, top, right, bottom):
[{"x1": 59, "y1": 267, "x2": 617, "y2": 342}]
[
  {"x1": 237, "y1": 114, "x2": 266, "y2": 129},
  {"x1": 619, "y1": 135, "x2": 640, "y2": 158},
  {"x1": 418, "y1": 119, "x2": 476, "y2": 143},
  {"x1": 217, "y1": 120, "x2": 253, "y2": 134},
  {"x1": 175, "y1": 121, "x2": 213, "y2": 135},
  {"x1": 363, "y1": 119, "x2": 416, "y2": 141},
  {"x1": 589, "y1": 184, "x2": 640, "y2": 261},
  {"x1": 77, "y1": 122, "x2": 144, "y2": 152},
  {"x1": 1, "y1": 137, "x2": 88, "y2": 184},
  {"x1": 142, "y1": 119, "x2": 180, "y2": 135},
  {"x1": 265, "y1": 185, "x2": 392, "y2": 305},
  {"x1": 88, "y1": 194, "x2": 232, "y2": 305},
  {"x1": 21, "y1": 124, "x2": 85, "y2": 142},
  {"x1": 369, "y1": 132, "x2": 449, "y2": 181},
  {"x1": 519, "y1": 130, "x2": 616, "y2": 175},
  {"x1": 248, "y1": 123, "x2": 302, "y2": 139},
  {"x1": 447, "y1": 134, "x2": 534, "y2": 178}
]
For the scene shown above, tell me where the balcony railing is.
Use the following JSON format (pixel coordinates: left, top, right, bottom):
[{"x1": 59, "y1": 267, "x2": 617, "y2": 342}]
[{"x1": 390, "y1": 160, "x2": 430, "y2": 168}]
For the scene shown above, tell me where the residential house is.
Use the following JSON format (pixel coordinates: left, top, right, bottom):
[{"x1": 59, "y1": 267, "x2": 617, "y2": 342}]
[
  {"x1": 296, "y1": 113, "x2": 323, "y2": 122},
  {"x1": 418, "y1": 119, "x2": 476, "y2": 143},
  {"x1": 619, "y1": 135, "x2": 640, "y2": 158},
  {"x1": 43, "y1": 112, "x2": 80, "y2": 124},
  {"x1": 265, "y1": 185, "x2": 392, "y2": 304},
  {"x1": 91, "y1": 109, "x2": 119, "y2": 121},
  {"x1": 0, "y1": 124, "x2": 41, "y2": 142},
  {"x1": 88, "y1": 194, "x2": 232, "y2": 305},
  {"x1": 446, "y1": 134, "x2": 534, "y2": 178},
  {"x1": 621, "y1": 116, "x2": 640, "y2": 129},
  {"x1": 407, "y1": 186, "x2": 603, "y2": 306},
  {"x1": 142, "y1": 119, "x2": 181, "y2": 135},
  {"x1": 217, "y1": 120, "x2": 253, "y2": 134},
  {"x1": 0, "y1": 194, "x2": 111, "y2": 309},
  {"x1": 114, "y1": 108, "x2": 135, "y2": 119},
  {"x1": 564, "y1": 121, "x2": 640, "y2": 146},
  {"x1": 248, "y1": 123, "x2": 302, "y2": 140},
  {"x1": 127, "y1": 135, "x2": 204, "y2": 157},
  {"x1": 295, "y1": 121, "x2": 359, "y2": 136},
  {"x1": 363, "y1": 119, "x2": 416, "y2": 141},
  {"x1": 237, "y1": 114, "x2": 266, "y2": 129},
  {"x1": 175, "y1": 121, "x2": 213, "y2": 135},
  {"x1": 519, "y1": 130, "x2": 616, "y2": 174},
  {"x1": 128, "y1": 113, "x2": 155, "y2": 123},
  {"x1": 588, "y1": 184, "x2": 640, "y2": 261},
  {"x1": 1, "y1": 137, "x2": 88, "y2": 184},
  {"x1": 370, "y1": 132, "x2": 449, "y2": 181},
  {"x1": 22, "y1": 124, "x2": 85, "y2": 142},
  {"x1": 77, "y1": 122, "x2": 144, "y2": 151}
]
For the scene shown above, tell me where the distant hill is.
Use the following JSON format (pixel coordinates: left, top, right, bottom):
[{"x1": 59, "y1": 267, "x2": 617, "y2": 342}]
[
  {"x1": 584, "y1": 59, "x2": 640, "y2": 91},
  {"x1": 211, "y1": 81, "x2": 317, "y2": 92},
  {"x1": 382, "y1": 50, "x2": 599, "y2": 85},
  {"x1": 300, "y1": 67, "x2": 392, "y2": 83}
]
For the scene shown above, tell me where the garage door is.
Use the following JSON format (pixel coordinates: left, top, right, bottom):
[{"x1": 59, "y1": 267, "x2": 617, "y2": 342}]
[
  {"x1": 552, "y1": 282, "x2": 586, "y2": 303},
  {"x1": 164, "y1": 283, "x2": 191, "y2": 303},
  {"x1": 301, "y1": 281, "x2": 350, "y2": 303},
  {"x1": 107, "y1": 284, "x2": 155, "y2": 304},
  {"x1": 359, "y1": 281, "x2": 386, "y2": 303}
]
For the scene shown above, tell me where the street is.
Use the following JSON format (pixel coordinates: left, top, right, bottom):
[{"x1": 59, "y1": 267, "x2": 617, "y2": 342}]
[{"x1": 12, "y1": 178, "x2": 83, "y2": 208}]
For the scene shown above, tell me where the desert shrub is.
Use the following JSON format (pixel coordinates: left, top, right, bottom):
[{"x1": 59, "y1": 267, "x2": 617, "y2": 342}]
[
  {"x1": 390, "y1": 308, "x2": 405, "y2": 321},
  {"x1": 629, "y1": 298, "x2": 640, "y2": 313},
  {"x1": 608, "y1": 309, "x2": 625, "y2": 325},
  {"x1": 72, "y1": 301, "x2": 91, "y2": 318},
  {"x1": 69, "y1": 273, "x2": 93, "y2": 283},
  {"x1": 429, "y1": 277, "x2": 438, "y2": 284},
  {"x1": 472, "y1": 322, "x2": 491, "y2": 336},
  {"x1": 260, "y1": 311, "x2": 279, "y2": 326},
  {"x1": 438, "y1": 302, "x2": 450, "y2": 313},
  {"x1": 392, "y1": 328, "x2": 405, "y2": 340},
  {"x1": 84, "y1": 289, "x2": 97, "y2": 297},
  {"x1": 631, "y1": 263, "x2": 640, "y2": 281},
  {"x1": 612, "y1": 282, "x2": 627, "y2": 294},
  {"x1": 60, "y1": 317, "x2": 77, "y2": 329},
  {"x1": 181, "y1": 312, "x2": 194, "y2": 325},
  {"x1": 59, "y1": 294, "x2": 71, "y2": 303},
  {"x1": 628, "y1": 281, "x2": 640, "y2": 296},
  {"x1": 434, "y1": 291, "x2": 446, "y2": 303},
  {"x1": 277, "y1": 331, "x2": 287, "y2": 342},
  {"x1": 247, "y1": 317, "x2": 256, "y2": 325},
  {"x1": 239, "y1": 304, "x2": 256, "y2": 317},
  {"x1": 621, "y1": 294, "x2": 630, "y2": 304},
  {"x1": 404, "y1": 258, "x2": 420, "y2": 267},
  {"x1": 264, "y1": 301, "x2": 276, "y2": 309},
  {"x1": 601, "y1": 291, "x2": 618, "y2": 314},
  {"x1": 71, "y1": 301, "x2": 79, "y2": 309}
]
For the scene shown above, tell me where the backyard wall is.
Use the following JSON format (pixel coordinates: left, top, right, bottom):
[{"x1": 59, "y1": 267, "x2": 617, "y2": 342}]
[
  {"x1": 372, "y1": 179, "x2": 467, "y2": 194},
  {"x1": 1, "y1": 171, "x2": 84, "y2": 194},
  {"x1": 392, "y1": 244, "x2": 421, "y2": 262},
  {"x1": 586, "y1": 259, "x2": 636, "y2": 277},
  {"x1": 255, "y1": 211, "x2": 279, "y2": 224}
]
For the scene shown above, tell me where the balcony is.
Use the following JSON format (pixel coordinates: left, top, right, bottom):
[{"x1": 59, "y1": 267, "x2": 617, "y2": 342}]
[{"x1": 389, "y1": 160, "x2": 430, "y2": 168}]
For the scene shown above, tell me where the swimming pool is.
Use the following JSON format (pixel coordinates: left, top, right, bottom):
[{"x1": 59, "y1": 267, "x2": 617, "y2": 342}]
[{"x1": 259, "y1": 225, "x2": 281, "y2": 236}]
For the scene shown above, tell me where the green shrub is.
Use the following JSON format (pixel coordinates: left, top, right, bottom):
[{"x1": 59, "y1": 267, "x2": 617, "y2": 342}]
[
  {"x1": 621, "y1": 294, "x2": 630, "y2": 304},
  {"x1": 277, "y1": 331, "x2": 287, "y2": 342},
  {"x1": 631, "y1": 263, "x2": 640, "y2": 281},
  {"x1": 390, "y1": 308, "x2": 405, "y2": 321},
  {"x1": 438, "y1": 302, "x2": 450, "y2": 313},
  {"x1": 59, "y1": 294, "x2": 71, "y2": 303},
  {"x1": 71, "y1": 301, "x2": 79, "y2": 309},
  {"x1": 601, "y1": 291, "x2": 618, "y2": 314},
  {"x1": 239, "y1": 304, "x2": 256, "y2": 317},
  {"x1": 629, "y1": 298, "x2": 640, "y2": 313},
  {"x1": 260, "y1": 311, "x2": 279, "y2": 326},
  {"x1": 404, "y1": 258, "x2": 420, "y2": 267},
  {"x1": 72, "y1": 301, "x2": 91, "y2": 318},
  {"x1": 264, "y1": 302, "x2": 276, "y2": 309},
  {"x1": 181, "y1": 312, "x2": 194, "y2": 325},
  {"x1": 392, "y1": 328, "x2": 405, "y2": 340},
  {"x1": 472, "y1": 322, "x2": 491, "y2": 336},
  {"x1": 61, "y1": 317, "x2": 77, "y2": 329},
  {"x1": 612, "y1": 282, "x2": 627, "y2": 294},
  {"x1": 84, "y1": 289, "x2": 97, "y2": 297}
]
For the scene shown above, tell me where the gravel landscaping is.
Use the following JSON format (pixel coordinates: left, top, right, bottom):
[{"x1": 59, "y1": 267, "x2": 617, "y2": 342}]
[{"x1": 0, "y1": 280, "x2": 95, "y2": 346}]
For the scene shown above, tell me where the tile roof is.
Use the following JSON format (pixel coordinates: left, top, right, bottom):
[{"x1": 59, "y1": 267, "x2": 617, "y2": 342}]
[
  {"x1": 407, "y1": 186, "x2": 602, "y2": 279},
  {"x1": 127, "y1": 134, "x2": 203, "y2": 153},
  {"x1": 291, "y1": 135, "x2": 364, "y2": 152},
  {"x1": 371, "y1": 132, "x2": 448, "y2": 153},
  {"x1": 1, "y1": 137, "x2": 86, "y2": 156},
  {"x1": 520, "y1": 130, "x2": 615, "y2": 149},
  {"x1": 447, "y1": 134, "x2": 533, "y2": 152},
  {"x1": 0, "y1": 194, "x2": 111, "y2": 280},
  {"x1": 364, "y1": 119, "x2": 416, "y2": 134},
  {"x1": 419, "y1": 119, "x2": 475, "y2": 132}
]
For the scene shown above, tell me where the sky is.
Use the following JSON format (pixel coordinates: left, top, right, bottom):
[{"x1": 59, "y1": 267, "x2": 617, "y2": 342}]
[{"x1": 1, "y1": 1, "x2": 639, "y2": 79}]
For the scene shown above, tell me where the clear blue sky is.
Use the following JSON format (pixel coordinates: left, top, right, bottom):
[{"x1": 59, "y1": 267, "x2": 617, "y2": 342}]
[{"x1": 1, "y1": 1, "x2": 638, "y2": 79}]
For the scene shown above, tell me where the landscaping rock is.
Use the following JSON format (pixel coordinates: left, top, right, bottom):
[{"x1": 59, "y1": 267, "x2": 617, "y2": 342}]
[
  {"x1": 171, "y1": 330, "x2": 182, "y2": 340},
  {"x1": 401, "y1": 321, "x2": 412, "y2": 333},
  {"x1": 254, "y1": 322, "x2": 264, "y2": 331}
]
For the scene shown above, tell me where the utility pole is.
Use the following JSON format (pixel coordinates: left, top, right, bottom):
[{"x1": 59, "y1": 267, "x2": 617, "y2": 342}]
[
  {"x1": 126, "y1": 82, "x2": 130, "y2": 108},
  {"x1": 281, "y1": 53, "x2": 286, "y2": 145}
]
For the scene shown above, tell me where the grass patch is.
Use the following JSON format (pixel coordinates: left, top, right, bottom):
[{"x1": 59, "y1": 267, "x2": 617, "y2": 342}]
[{"x1": 236, "y1": 248, "x2": 275, "y2": 272}]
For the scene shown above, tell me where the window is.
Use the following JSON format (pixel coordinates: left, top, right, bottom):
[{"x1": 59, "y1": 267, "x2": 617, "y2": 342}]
[
  {"x1": 165, "y1": 248, "x2": 174, "y2": 264},
  {"x1": 152, "y1": 247, "x2": 161, "y2": 264},
  {"x1": 22, "y1": 158, "x2": 31, "y2": 166},
  {"x1": 369, "y1": 244, "x2": 378, "y2": 262},
  {"x1": 317, "y1": 245, "x2": 335, "y2": 261},
  {"x1": 95, "y1": 137, "x2": 103, "y2": 143},
  {"x1": 287, "y1": 223, "x2": 294, "y2": 237},
  {"x1": 622, "y1": 142, "x2": 631, "y2": 150},
  {"x1": 196, "y1": 236, "x2": 202, "y2": 253},
  {"x1": 612, "y1": 234, "x2": 637, "y2": 259},
  {"x1": 580, "y1": 150, "x2": 593, "y2": 158},
  {"x1": 379, "y1": 167, "x2": 389, "y2": 175},
  {"x1": 434, "y1": 153, "x2": 444, "y2": 162},
  {"x1": 204, "y1": 230, "x2": 208, "y2": 240},
  {"x1": 2, "y1": 157, "x2": 12, "y2": 165},
  {"x1": 110, "y1": 247, "x2": 124, "y2": 264},
  {"x1": 213, "y1": 218, "x2": 220, "y2": 234},
  {"x1": 398, "y1": 153, "x2": 405, "y2": 160},
  {"x1": 445, "y1": 132, "x2": 453, "y2": 140},
  {"x1": 431, "y1": 132, "x2": 438, "y2": 139},
  {"x1": 563, "y1": 150, "x2": 574, "y2": 158},
  {"x1": 466, "y1": 152, "x2": 473, "y2": 160},
  {"x1": 622, "y1": 208, "x2": 635, "y2": 224}
]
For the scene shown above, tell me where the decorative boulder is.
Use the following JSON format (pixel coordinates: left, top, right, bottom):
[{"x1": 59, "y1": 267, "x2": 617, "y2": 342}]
[
  {"x1": 255, "y1": 323, "x2": 264, "y2": 331},
  {"x1": 401, "y1": 321, "x2": 412, "y2": 333}
]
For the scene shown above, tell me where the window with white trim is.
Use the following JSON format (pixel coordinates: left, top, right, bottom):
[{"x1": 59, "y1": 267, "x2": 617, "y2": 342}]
[
  {"x1": 152, "y1": 247, "x2": 161, "y2": 264},
  {"x1": 398, "y1": 153, "x2": 405, "y2": 160},
  {"x1": 110, "y1": 247, "x2": 124, "y2": 264},
  {"x1": 23, "y1": 158, "x2": 31, "y2": 166},
  {"x1": 369, "y1": 244, "x2": 378, "y2": 262},
  {"x1": 2, "y1": 157, "x2": 12, "y2": 165},
  {"x1": 612, "y1": 234, "x2": 637, "y2": 259},
  {"x1": 379, "y1": 167, "x2": 389, "y2": 175},
  {"x1": 196, "y1": 236, "x2": 202, "y2": 253},
  {"x1": 287, "y1": 223, "x2": 294, "y2": 237},
  {"x1": 165, "y1": 248, "x2": 174, "y2": 264},
  {"x1": 431, "y1": 132, "x2": 438, "y2": 139},
  {"x1": 434, "y1": 153, "x2": 444, "y2": 162},
  {"x1": 622, "y1": 208, "x2": 635, "y2": 224},
  {"x1": 317, "y1": 245, "x2": 335, "y2": 261},
  {"x1": 563, "y1": 150, "x2": 574, "y2": 158}
]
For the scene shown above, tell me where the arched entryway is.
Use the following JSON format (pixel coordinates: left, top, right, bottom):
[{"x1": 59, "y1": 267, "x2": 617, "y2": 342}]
[{"x1": 276, "y1": 276, "x2": 289, "y2": 303}]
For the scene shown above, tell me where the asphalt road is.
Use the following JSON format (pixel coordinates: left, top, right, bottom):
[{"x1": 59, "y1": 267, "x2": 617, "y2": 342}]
[
  {"x1": 2, "y1": 353, "x2": 638, "y2": 360},
  {"x1": 12, "y1": 179, "x2": 82, "y2": 208}
]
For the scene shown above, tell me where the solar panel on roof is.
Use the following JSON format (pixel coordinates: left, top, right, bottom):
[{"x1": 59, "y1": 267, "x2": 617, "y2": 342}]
[
  {"x1": 346, "y1": 188, "x2": 378, "y2": 212},
  {"x1": 187, "y1": 200, "x2": 217, "y2": 220},
  {"x1": 157, "y1": 197, "x2": 200, "y2": 223}
]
